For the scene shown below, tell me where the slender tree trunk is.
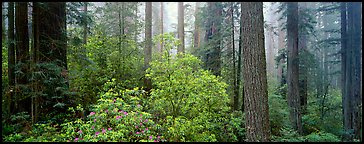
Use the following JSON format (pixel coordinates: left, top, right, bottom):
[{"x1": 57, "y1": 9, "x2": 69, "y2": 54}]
[
  {"x1": 15, "y1": 2, "x2": 30, "y2": 114},
  {"x1": 160, "y1": 2, "x2": 164, "y2": 53},
  {"x1": 340, "y1": 2, "x2": 347, "y2": 141},
  {"x1": 32, "y1": 2, "x2": 40, "y2": 123},
  {"x1": 231, "y1": 2, "x2": 238, "y2": 111},
  {"x1": 241, "y1": 2, "x2": 270, "y2": 141},
  {"x1": 144, "y1": 2, "x2": 152, "y2": 91},
  {"x1": 286, "y1": 2, "x2": 303, "y2": 135},
  {"x1": 8, "y1": 2, "x2": 16, "y2": 114},
  {"x1": 237, "y1": 3, "x2": 243, "y2": 111},
  {"x1": 177, "y1": 2, "x2": 184, "y2": 53},
  {"x1": 83, "y1": 2, "x2": 88, "y2": 45},
  {"x1": 193, "y1": 2, "x2": 200, "y2": 49}
]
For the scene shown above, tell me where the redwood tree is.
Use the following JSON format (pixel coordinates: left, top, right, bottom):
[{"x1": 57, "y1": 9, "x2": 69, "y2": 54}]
[{"x1": 241, "y1": 2, "x2": 270, "y2": 142}]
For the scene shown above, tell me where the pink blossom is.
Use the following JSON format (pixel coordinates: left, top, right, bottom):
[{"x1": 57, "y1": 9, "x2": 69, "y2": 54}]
[
  {"x1": 78, "y1": 130, "x2": 83, "y2": 134},
  {"x1": 74, "y1": 138, "x2": 79, "y2": 141},
  {"x1": 136, "y1": 132, "x2": 140, "y2": 134},
  {"x1": 142, "y1": 130, "x2": 145, "y2": 133},
  {"x1": 146, "y1": 128, "x2": 148, "y2": 131},
  {"x1": 95, "y1": 132, "x2": 100, "y2": 136},
  {"x1": 114, "y1": 99, "x2": 116, "y2": 102},
  {"x1": 92, "y1": 126, "x2": 95, "y2": 129},
  {"x1": 135, "y1": 126, "x2": 138, "y2": 129},
  {"x1": 89, "y1": 112, "x2": 96, "y2": 116},
  {"x1": 149, "y1": 136, "x2": 153, "y2": 140},
  {"x1": 157, "y1": 136, "x2": 160, "y2": 139},
  {"x1": 140, "y1": 122, "x2": 142, "y2": 126},
  {"x1": 102, "y1": 128, "x2": 106, "y2": 133},
  {"x1": 140, "y1": 114, "x2": 142, "y2": 116},
  {"x1": 137, "y1": 104, "x2": 141, "y2": 107},
  {"x1": 154, "y1": 140, "x2": 158, "y2": 142},
  {"x1": 124, "y1": 112, "x2": 128, "y2": 115},
  {"x1": 108, "y1": 127, "x2": 112, "y2": 131},
  {"x1": 116, "y1": 115, "x2": 122, "y2": 120},
  {"x1": 105, "y1": 110, "x2": 108, "y2": 113},
  {"x1": 94, "y1": 119, "x2": 97, "y2": 122},
  {"x1": 144, "y1": 119, "x2": 148, "y2": 123}
]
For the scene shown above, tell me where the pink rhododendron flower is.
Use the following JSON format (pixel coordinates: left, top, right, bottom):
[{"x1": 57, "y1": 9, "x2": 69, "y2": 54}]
[
  {"x1": 89, "y1": 112, "x2": 95, "y2": 116},
  {"x1": 149, "y1": 136, "x2": 153, "y2": 140},
  {"x1": 136, "y1": 132, "x2": 140, "y2": 134},
  {"x1": 94, "y1": 119, "x2": 97, "y2": 122},
  {"x1": 105, "y1": 110, "x2": 108, "y2": 113},
  {"x1": 95, "y1": 132, "x2": 100, "y2": 136},
  {"x1": 145, "y1": 128, "x2": 149, "y2": 131},
  {"x1": 102, "y1": 128, "x2": 106, "y2": 133},
  {"x1": 157, "y1": 136, "x2": 160, "y2": 139},
  {"x1": 144, "y1": 119, "x2": 148, "y2": 122},
  {"x1": 137, "y1": 104, "x2": 141, "y2": 107},
  {"x1": 116, "y1": 115, "x2": 122, "y2": 120},
  {"x1": 154, "y1": 140, "x2": 158, "y2": 142},
  {"x1": 142, "y1": 130, "x2": 145, "y2": 133},
  {"x1": 92, "y1": 126, "x2": 95, "y2": 129},
  {"x1": 124, "y1": 112, "x2": 128, "y2": 115},
  {"x1": 140, "y1": 122, "x2": 142, "y2": 126},
  {"x1": 135, "y1": 126, "x2": 138, "y2": 129},
  {"x1": 74, "y1": 138, "x2": 79, "y2": 141},
  {"x1": 78, "y1": 130, "x2": 82, "y2": 134},
  {"x1": 108, "y1": 127, "x2": 112, "y2": 131}
]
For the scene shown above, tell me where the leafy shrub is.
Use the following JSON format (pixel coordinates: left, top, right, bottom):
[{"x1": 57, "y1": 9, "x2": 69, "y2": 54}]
[
  {"x1": 304, "y1": 131, "x2": 340, "y2": 142},
  {"x1": 4, "y1": 86, "x2": 164, "y2": 142},
  {"x1": 146, "y1": 49, "x2": 234, "y2": 141}
]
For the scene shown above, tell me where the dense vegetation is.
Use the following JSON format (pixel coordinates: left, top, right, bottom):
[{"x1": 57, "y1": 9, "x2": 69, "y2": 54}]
[{"x1": 1, "y1": 2, "x2": 362, "y2": 142}]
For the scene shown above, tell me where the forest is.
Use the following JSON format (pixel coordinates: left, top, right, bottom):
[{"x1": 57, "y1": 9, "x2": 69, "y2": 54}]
[{"x1": 1, "y1": 2, "x2": 362, "y2": 142}]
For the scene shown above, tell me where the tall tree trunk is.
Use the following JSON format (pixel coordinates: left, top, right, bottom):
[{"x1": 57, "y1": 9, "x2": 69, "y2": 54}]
[
  {"x1": 144, "y1": 2, "x2": 152, "y2": 91},
  {"x1": 340, "y1": 2, "x2": 347, "y2": 141},
  {"x1": 231, "y1": 2, "x2": 238, "y2": 111},
  {"x1": 2, "y1": 2, "x2": 4, "y2": 41},
  {"x1": 8, "y1": 2, "x2": 16, "y2": 114},
  {"x1": 241, "y1": 2, "x2": 270, "y2": 142},
  {"x1": 193, "y1": 2, "x2": 200, "y2": 49},
  {"x1": 160, "y1": 2, "x2": 164, "y2": 53},
  {"x1": 298, "y1": 2, "x2": 308, "y2": 115},
  {"x1": 83, "y1": 2, "x2": 88, "y2": 45},
  {"x1": 15, "y1": 2, "x2": 30, "y2": 114},
  {"x1": 286, "y1": 2, "x2": 303, "y2": 135},
  {"x1": 237, "y1": 3, "x2": 243, "y2": 111},
  {"x1": 347, "y1": 2, "x2": 362, "y2": 141},
  {"x1": 177, "y1": 2, "x2": 184, "y2": 53}
]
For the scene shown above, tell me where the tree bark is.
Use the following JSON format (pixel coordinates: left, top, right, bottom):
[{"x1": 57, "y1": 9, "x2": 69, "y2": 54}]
[
  {"x1": 144, "y1": 2, "x2": 152, "y2": 91},
  {"x1": 241, "y1": 2, "x2": 270, "y2": 142},
  {"x1": 231, "y1": 2, "x2": 239, "y2": 111},
  {"x1": 15, "y1": 2, "x2": 30, "y2": 114},
  {"x1": 177, "y1": 2, "x2": 185, "y2": 53},
  {"x1": 340, "y1": 2, "x2": 347, "y2": 141},
  {"x1": 193, "y1": 2, "x2": 200, "y2": 49},
  {"x1": 286, "y1": 2, "x2": 303, "y2": 135},
  {"x1": 160, "y1": 2, "x2": 164, "y2": 53},
  {"x1": 83, "y1": 2, "x2": 88, "y2": 45},
  {"x1": 8, "y1": 2, "x2": 16, "y2": 114}
]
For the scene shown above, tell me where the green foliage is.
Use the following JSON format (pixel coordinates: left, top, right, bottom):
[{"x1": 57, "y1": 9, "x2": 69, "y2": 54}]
[
  {"x1": 68, "y1": 30, "x2": 143, "y2": 110},
  {"x1": 145, "y1": 47, "x2": 236, "y2": 141},
  {"x1": 3, "y1": 86, "x2": 163, "y2": 142}
]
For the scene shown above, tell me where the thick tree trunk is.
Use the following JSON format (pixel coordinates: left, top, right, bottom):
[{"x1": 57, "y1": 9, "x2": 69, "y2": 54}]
[
  {"x1": 298, "y1": 3, "x2": 308, "y2": 115},
  {"x1": 8, "y1": 2, "x2": 16, "y2": 114},
  {"x1": 241, "y1": 2, "x2": 270, "y2": 142},
  {"x1": 15, "y1": 2, "x2": 30, "y2": 114},
  {"x1": 177, "y1": 2, "x2": 184, "y2": 53},
  {"x1": 286, "y1": 2, "x2": 303, "y2": 135},
  {"x1": 346, "y1": 2, "x2": 362, "y2": 141},
  {"x1": 144, "y1": 2, "x2": 152, "y2": 91}
]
